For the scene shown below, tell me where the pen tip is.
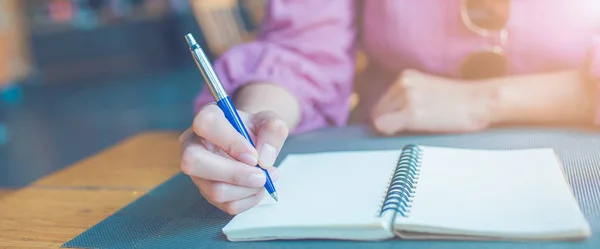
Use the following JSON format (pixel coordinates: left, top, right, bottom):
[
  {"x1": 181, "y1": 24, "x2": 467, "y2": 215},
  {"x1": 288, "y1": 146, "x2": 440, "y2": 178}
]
[
  {"x1": 270, "y1": 192, "x2": 278, "y2": 202},
  {"x1": 184, "y1": 33, "x2": 197, "y2": 47}
]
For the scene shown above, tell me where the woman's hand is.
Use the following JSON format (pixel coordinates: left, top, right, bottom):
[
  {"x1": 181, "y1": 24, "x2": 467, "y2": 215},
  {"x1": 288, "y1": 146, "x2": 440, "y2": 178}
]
[
  {"x1": 371, "y1": 69, "x2": 497, "y2": 135},
  {"x1": 180, "y1": 103, "x2": 289, "y2": 215}
]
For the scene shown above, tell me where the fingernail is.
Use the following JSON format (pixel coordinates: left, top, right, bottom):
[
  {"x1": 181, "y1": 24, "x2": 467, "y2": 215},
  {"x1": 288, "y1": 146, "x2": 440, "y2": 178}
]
[
  {"x1": 240, "y1": 153, "x2": 258, "y2": 166},
  {"x1": 248, "y1": 173, "x2": 266, "y2": 186},
  {"x1": 259, "y1": 143, "x2": 278, "y2": 168}
]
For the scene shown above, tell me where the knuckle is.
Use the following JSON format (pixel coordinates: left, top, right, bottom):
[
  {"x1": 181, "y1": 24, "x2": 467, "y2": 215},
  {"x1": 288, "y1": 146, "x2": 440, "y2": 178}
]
[
  {"x1": 199, "y1": 187, "x2": 214, "y2": 203},
  {"x1": 255, "y1": 190, "x2": 266, "y2": 199},
  {"x1": 264, "y1": 118, "x2": 289, "y2": 138},
  {"x1": 224, "y1": 138, "x2": 246, "y2": 156},
  {"x1": 178, "y1": 128, "x2": 194, "y2": 144},
  {"x1": 396, "y1": 79, "x2": 409, "y2": 90},
  {"x1": 209, "y1": 183, "x2": 229, "y2": 203},
  {"x1": 374, "y1": 120, "x2": 393, "y2": 136},
  {"x1": 180, "y1": 145, "x2": 209, "y2": 176},
  {"x1": 398, "y1": 70, "x2": 417, "y2": 88},
  {"x1": 223, "y1": 203, "x2": 239, "y2": 215},
  {"x1": 205, "y1": 191, "x2": 222, "y2": 204},
  {"x1": 402, "y1": 69, "x2": 418, "y2": 77},
  {"x1": 180, "y1": 150, "x2": 196, "y2": 176},
  {"x1": 180, "y1": 162, "x2": 193, "y2": 176},
  {"x1": 193, "y1": 105, "x2": 219, "y2": 135},
  {"x1": 229, "y1": 169, "x2": 246, "y2": 185}
]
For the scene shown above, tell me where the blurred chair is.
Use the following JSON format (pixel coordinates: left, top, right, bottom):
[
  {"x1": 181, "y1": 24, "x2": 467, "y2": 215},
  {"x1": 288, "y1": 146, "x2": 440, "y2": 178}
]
[
  {"x1": 189, "y1": 0, "x2": 366, "y2": 110},
  {"x1": 189, "y1": 0, "x2": 262, "y2": 57},
  {"x1": 0, "y1": 0, "x2": 31, "y2": 89}
]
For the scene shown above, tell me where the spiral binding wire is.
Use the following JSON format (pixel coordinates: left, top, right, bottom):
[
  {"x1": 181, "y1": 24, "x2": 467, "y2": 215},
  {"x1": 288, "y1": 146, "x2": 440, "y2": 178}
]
[{"x1": 378, "y1": 144, "x2": 423, "y2": 217}]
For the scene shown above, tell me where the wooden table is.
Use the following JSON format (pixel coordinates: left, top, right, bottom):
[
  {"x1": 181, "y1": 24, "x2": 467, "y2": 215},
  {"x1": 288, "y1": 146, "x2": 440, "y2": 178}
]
[{"x1": 0, "y1": 132, "x2": 183, "y2": 248}]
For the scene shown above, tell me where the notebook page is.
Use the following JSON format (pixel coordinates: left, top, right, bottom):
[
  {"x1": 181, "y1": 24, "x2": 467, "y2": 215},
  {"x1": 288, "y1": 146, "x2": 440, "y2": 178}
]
[
  {"x1": 394, "y1": 146, "x2": 590, "y2": 240},
  {"x1": 222, "y1": 150, "x2": 401, "y2": 241}
]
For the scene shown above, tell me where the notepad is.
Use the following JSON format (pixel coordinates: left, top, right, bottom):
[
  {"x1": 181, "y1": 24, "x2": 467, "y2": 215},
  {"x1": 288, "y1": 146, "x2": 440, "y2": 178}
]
[{"x1": 222, "y1": 145, "x2": 591, "y2": 241}]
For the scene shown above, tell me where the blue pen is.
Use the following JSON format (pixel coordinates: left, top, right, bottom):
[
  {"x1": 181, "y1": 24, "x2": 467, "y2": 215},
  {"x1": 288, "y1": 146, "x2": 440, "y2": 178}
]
[{"x1": 185, "y1": 33, "x2": 278, "y2": 201}]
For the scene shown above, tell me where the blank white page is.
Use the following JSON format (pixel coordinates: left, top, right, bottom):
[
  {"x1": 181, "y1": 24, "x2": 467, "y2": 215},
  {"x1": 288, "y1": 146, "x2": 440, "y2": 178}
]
[
  {"x1": 223, "y1": 150, "x2": 402, "y2": 241},
  {"x1": 394, "y1": 146, "x2": 591, "y2": 240}
]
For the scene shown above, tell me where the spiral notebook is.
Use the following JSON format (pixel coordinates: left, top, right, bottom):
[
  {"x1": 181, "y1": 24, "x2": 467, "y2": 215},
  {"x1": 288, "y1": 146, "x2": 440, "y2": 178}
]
[{"x1": 222, "y1": 145, "x2": 591, "y2": 242}]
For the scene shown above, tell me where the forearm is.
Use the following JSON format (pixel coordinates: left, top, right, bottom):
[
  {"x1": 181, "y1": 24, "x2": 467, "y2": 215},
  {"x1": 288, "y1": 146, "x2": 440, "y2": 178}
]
[
  {"x1": 483, "y1": 70, "x2": 597, "y2": 126},
  {"x1": 233, "y1": 83, "x2": 302, "y2": 130}
]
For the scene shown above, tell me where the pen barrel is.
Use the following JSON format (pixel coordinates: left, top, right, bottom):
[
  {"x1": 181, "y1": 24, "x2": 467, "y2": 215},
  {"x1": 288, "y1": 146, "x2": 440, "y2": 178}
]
[
  {"x1": 189, "y1": 45, "x2": 227, "y2": 100},
  {"x1": 217, "y1": 97, "x2": 276, "y2": 194},
  {"x1": 217, "y1": 96, "x2": 254, "y2": 146}
]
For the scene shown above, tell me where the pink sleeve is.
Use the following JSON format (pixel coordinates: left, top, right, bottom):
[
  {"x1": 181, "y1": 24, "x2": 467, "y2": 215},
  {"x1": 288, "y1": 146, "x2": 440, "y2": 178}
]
[{"x1": 194, "y1": 0, "x2": 358, "y2": 134}]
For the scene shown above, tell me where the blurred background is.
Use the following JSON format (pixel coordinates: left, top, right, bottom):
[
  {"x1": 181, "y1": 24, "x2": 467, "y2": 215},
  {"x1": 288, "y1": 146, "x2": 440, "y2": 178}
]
[{"x1": 0, "y1": 0, "x2": 266, "y2": 188}]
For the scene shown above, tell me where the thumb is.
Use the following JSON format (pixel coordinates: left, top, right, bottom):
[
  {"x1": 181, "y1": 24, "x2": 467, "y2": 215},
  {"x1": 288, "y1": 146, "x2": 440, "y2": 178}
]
[{"x1": 250, "y1": 111, "x2": 290, "y2": 169}]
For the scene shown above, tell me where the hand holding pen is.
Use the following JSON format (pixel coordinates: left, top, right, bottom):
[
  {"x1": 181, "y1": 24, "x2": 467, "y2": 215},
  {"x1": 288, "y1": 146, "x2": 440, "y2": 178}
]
[{"x1": 179, "y1": 34, "x2": 287, "y2": 215}]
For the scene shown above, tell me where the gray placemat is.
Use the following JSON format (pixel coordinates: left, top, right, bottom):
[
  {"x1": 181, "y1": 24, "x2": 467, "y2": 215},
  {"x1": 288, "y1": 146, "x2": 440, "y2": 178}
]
[{"x1": 63, "y1": 126, "x2": 600, "y2": 249}]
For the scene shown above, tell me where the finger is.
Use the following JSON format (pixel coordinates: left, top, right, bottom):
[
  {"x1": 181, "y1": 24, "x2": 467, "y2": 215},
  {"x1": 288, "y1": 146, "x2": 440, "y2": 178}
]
[
  {"x1": 195, "y1": 162, "x2": 281, "y2": 183},
  {"x1": 195, "y1": 177, "x2": 263, "y2": 203},
  {"x1": 372, "y1": 110, "x2": 410, "y2": 136},
  {"x1": 193, "y1": 103, "x2": 258, "y2": 166},
  {"x1": 218, "y1": 191, "x2": 266, "y2": 215},
  {"x1": 180, "y1": 143, "x2": 266, "y2": 187},
  {"x1": 191, "y1": 167, "x2": 281, "y2": 204},
  {"x1": 251, "y1": 111, "x2": 289, "y2": 169}
]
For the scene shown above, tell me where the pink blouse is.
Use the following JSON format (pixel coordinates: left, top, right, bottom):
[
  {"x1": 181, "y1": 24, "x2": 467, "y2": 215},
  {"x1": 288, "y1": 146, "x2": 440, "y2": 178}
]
[{"x1": 195, "y1": 0, "x2": 600, "y2": 134}]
